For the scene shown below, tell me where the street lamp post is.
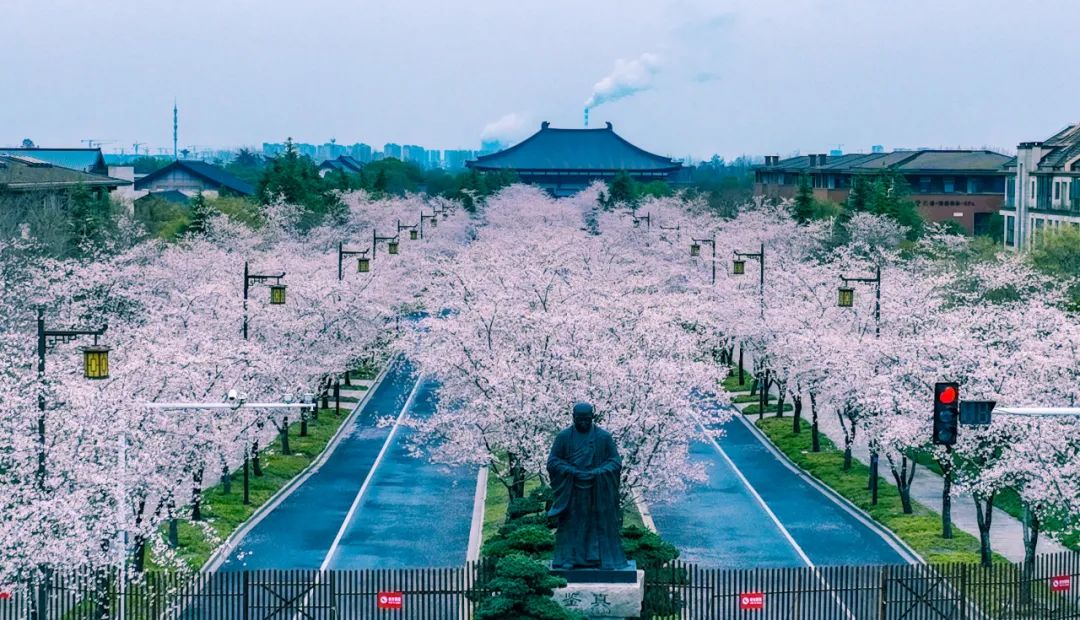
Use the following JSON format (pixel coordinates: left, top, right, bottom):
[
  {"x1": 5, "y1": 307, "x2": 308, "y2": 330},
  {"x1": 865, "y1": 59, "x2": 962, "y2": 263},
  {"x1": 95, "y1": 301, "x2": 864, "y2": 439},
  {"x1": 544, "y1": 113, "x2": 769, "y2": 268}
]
[
  {"x1": 419, "y1": 211, "x2": 438, "y2": 239},
  {"x1": 243, "y1": 262, "x2": 286, "y2": 340},
  {"x1": 733, "y1": 243, "x2": 767, "y2": 418},
  {"x1": 690, "y1": 237, "x2": 717, "y2": 285},
  {"x1": 839, "y1": 265, "x2": 882, "y2": 338},
  {"x1": 372, "y1": 229, "x2": 399, "y2": 258},
  {"x1": 398, "y1": 219, "x2": 419, "y2": 241},
  {"x1": 838, "y1": 265, "x2": 883, "y2": 502},
  {"x1": 36, "y1": 307, "x2": 109, "y2": 489},
  {"x1": 632, "y1": 212, "x2": 651, "y2": 228},
  {"x1": 337, "y1": 242, "x2": 371, "y2": 280}
]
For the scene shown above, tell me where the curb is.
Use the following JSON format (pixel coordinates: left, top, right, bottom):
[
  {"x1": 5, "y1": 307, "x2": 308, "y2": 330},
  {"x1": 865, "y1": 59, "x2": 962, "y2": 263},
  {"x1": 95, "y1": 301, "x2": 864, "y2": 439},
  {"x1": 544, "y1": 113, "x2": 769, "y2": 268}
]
[
  {"x1": 466, "y1": 465, "x2": 489, "y2": 561},
  {"x1": 733, "y1": 411, "x2": 923, "y2": 565},
  {"x1": 201, "y1": 357, "x2": 397, "y2": 573}
]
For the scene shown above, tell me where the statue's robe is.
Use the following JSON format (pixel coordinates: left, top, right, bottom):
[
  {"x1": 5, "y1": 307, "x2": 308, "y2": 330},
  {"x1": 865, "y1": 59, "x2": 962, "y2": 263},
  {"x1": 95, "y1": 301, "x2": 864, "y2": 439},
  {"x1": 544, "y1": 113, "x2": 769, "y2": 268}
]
[{"x1": 546, "y1": 425, "x2": 628, "y2": 569}]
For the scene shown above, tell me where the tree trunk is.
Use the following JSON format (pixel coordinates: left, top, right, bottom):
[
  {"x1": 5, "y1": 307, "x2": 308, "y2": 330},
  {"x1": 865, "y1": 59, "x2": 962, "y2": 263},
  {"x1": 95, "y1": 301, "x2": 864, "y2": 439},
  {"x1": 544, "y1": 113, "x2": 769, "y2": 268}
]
[
  {"x1": 280, "y1": 417, "x2": 291, "y2": 455},
  {"x1": 1021, "y1": 505, "x2": 1040, "y2": 606},
  {"x1": 191, "y1": 467, "x2": 203, "y2": 521},
  {"x1": 133, "y1": 535, "x2": 147, "y2": 572},
  {"x1": 222, "y1": 464, "x2": 232, "y2": 495},
  {"x1": 890, "y1": 457, "x2": 916, "y2": 514},
  {"x1": 252, "y1": 441, "x2": 263, "y2": 476},
  {"x1": 974, "y1": 493, "x2": 994, "y2": 567},
  {"x1": 869, "y1": 451, "x2": 880, "y2": 505},
  {"x1": 507, "y1": 454, "x2": 526, "y2": 500},
  {"x1": 750, "y1": 376, "x2": 758, "y2": 396},
  {"x1": 168, "y1": 518, "x2": 178, "y2": 548},
  {"x1": 775, "y1": 382, "x2": 786, "y2": 418},
  {"x1": 809, "y1": 391, "x2": 820, "y2": 452},
  {"x1": 300, "y1": 409, "x2": 309, "y2": 437},
  {"x1": 738, "y1": 348, "x2": 744, "y2": 384},
  {"x1": 792, "y1": 395, "x2": 803, "y2": 433}
]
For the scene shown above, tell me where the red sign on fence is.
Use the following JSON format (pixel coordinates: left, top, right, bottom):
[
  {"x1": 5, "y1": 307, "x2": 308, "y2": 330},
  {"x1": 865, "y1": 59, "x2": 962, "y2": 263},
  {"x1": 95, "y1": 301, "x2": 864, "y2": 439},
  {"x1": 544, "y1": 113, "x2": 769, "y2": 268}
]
[
  {"x1": 1051, "y1": 576, "x2": 1072, "y2": 592},
  {"x1": 377, "y1": 591, "x2": 403, "y2": 610},
  {"x1": 0, "y1": 592, "x2": 10, "y2": 601},
  {"x1": 739, "y1": 592, "x2": 764, "y2": 610}
]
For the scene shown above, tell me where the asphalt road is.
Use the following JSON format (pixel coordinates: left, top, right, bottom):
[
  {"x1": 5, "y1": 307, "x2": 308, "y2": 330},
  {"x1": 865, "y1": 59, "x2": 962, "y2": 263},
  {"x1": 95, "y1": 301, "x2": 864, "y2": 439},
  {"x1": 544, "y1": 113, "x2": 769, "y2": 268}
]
[
  {"x1": 649, "y1": 410, "x2": 911, "y2": 569},
  {"x1": 217, "y1": 360, "x2": 476, "y2": 571}
]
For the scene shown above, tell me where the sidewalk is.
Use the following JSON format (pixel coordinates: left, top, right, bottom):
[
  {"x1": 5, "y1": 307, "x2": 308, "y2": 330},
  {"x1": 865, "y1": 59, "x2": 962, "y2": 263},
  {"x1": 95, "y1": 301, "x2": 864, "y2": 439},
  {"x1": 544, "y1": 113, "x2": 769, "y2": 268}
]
[{"x1": 728, "y1": 352, "x2": 1068, "y2": 563}]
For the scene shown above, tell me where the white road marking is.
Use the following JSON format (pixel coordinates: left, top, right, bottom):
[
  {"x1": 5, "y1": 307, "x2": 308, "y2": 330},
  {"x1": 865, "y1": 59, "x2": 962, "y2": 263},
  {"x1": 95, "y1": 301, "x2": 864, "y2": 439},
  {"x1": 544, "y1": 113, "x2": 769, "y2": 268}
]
[{"x1": 319, "y1": 373, "x2": 423, "y2": 570}]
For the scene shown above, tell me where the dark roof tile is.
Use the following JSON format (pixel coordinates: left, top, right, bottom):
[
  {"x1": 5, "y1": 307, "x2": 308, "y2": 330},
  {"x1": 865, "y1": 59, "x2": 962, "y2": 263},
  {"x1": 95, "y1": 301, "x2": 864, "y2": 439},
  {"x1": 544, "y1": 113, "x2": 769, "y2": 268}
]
[{"x1": 467, "y1": 122, "x2": 681, "y2": 172}]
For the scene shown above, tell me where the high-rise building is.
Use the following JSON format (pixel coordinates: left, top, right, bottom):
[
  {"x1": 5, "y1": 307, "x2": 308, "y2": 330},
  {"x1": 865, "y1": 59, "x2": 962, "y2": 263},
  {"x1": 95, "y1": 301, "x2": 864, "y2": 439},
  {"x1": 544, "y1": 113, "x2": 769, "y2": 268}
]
[
  {"x1": 402, "y1": 144, "x2": 427, "y2": 167},
  {"x1": 443, "y1": 149, "x2": 474, "y2": 170},
  {"x1": 350, "y1": 143, "x2": 373, "y2": 162},
  {"x1": 427, "y1": 150, "x2": 442, "y2": 169},
  {"x1": 384, "y1": 143, "x2": 402, "y2": 159}
]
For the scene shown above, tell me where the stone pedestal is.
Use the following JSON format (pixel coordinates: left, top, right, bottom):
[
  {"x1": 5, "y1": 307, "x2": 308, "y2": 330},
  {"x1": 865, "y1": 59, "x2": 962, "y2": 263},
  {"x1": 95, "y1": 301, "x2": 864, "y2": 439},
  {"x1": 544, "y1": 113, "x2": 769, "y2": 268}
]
[{"x1": 550, "y1": 562, "x2": 645, "y2": 619}]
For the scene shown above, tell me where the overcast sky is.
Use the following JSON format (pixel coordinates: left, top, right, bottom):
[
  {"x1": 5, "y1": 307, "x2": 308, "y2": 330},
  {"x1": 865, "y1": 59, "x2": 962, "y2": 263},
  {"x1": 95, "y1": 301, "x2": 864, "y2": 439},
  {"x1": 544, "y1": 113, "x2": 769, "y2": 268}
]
[{"x1": 3, "y1": 0, "x2": 1078, "y2": 159}]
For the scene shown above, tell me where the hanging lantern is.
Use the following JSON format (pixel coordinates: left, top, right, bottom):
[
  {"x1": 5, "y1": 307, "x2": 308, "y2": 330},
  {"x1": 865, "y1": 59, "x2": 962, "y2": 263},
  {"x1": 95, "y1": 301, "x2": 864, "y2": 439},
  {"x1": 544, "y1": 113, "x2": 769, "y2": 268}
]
[
  {"x1": 690, "y1": 243, "x2": 701, "y2": 257},
  {"x1": 733, "y1": 259, "x2": 746, "y2": 275},
  {"x1": 409, "y1": 229, "x2": 418, "y2": 241},
  {"x1": 430, "y1": 217, "x2": 438, "y2": 228},
  {"x1": 388, "y1": 241, "x2": 399, "y2": 255},
  {"x1": 83, "y1": 345, "x2": 110, "y2": 380},
  {"x1": 269, "y1": 284, "x2": 287, "y2": 305},
  {"x1": 357, "y1": 257, "x2": 370, "y2": 273},
  {"x1": 838, "y1": 286, "x2": 855, "y2": 308}
]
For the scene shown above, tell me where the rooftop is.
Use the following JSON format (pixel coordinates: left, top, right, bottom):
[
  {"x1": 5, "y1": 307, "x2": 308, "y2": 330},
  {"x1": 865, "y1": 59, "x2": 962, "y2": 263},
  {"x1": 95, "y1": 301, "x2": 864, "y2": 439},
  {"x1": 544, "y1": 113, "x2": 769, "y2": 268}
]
[
  {"x1": 134, "y1": 160, "x2": 254, "y2": 196},
  {"x1": 0, "y1": 147, "x2": 107, "y2": 174},
  {"x1": 0, "y1": 155, "x2": 131, "y2": 192},
  {"x1": 760, "y1": 150, "x2": 1011, "y2": 174},
  {"x1": 467, "y1": 122, "x2": 682, "y2": 172}
]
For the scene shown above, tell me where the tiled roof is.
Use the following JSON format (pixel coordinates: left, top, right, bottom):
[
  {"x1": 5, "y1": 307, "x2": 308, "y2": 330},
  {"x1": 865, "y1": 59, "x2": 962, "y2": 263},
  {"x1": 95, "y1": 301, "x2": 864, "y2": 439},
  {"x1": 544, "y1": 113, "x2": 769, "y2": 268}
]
[
  {"x1": 0, "y1": 156, "x2": 130, "y2": 191},
  {"x1": 320, "y1": 155, "x2": 364, "y2": 174},
  {"x1": 762, "y1": 150, "x2": 1010, "y2": 174},
  {"x1": 134, "y1": 190, "x2": 190, "y2": 205},
  {"x1": 0, "y1": 148, "x2": 107, "y2": 174},
  {"x1": 134, "y1": 160, "x2": 254, "y2": 195},
  {"x1": 468, "y1": 122, "x2": 681, "y2": 172}
]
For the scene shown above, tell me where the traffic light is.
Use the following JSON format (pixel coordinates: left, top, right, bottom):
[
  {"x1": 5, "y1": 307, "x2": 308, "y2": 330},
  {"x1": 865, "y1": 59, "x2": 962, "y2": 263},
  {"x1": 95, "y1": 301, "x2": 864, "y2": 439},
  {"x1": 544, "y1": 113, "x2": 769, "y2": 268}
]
[{"x1": 933, "y1": 382, "x2": 960, "y2": 446}]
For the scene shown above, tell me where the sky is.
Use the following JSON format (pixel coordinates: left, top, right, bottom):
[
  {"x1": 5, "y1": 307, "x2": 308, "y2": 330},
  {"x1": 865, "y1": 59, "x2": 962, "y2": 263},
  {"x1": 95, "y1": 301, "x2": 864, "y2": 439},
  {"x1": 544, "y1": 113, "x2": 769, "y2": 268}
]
[{"x1": 3, "y1": 0, "x2": 1079, "y2": 160}]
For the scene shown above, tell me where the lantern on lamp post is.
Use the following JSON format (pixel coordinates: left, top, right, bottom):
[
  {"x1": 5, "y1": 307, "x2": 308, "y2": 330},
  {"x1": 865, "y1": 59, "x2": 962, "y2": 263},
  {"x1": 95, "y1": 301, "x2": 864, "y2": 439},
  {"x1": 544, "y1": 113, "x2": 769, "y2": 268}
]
[
  {"x1": 358, "y1": 257, "x2": 370, "y2": 272},
  {"x1": 242, "y1": 261, "x2": 286, "y2": 339},
  {"x1": 373, "y1": 229, "x2": 398, "y2": 259},
  {"x1": 388, "y1": 240, "x2": 399, "y2": 255},
  {"x1": 732, "y1": 259, "x2": 746, "y2": 275},
  {"x1": 690, "y1": 236, "x2": 717, "y2": 284},
  {"x1": 690, "y1": 242, "x2": 701, "y2": 257},
  {"x1": 337, "y1": 242, "x2": 371, "y2": 280},
  {"x1": 837, "y1": 286, "x2": 855, "y2": 308},
  {"x1": 36, "y1": 307, "x2": 110, "y2": 488}
]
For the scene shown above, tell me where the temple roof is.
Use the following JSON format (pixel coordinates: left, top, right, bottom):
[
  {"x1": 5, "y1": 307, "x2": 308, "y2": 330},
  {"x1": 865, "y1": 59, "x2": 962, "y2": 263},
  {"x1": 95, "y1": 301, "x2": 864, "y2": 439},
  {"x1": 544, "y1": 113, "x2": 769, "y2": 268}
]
[
  {"x1": 467, "y1": 122, "x2": 681, "y2": 172},
  {"x1": 134, "y1": 160, "x2": 254, "y2": 195}
]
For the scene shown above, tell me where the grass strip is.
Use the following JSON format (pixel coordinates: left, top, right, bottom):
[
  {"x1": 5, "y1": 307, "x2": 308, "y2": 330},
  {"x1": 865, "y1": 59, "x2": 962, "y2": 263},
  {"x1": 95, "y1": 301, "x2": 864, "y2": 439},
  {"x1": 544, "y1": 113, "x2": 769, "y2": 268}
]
[
  {"x1": 755, "y1": 416, "x2": 1006, "y2": 565},
  {"x1": 742, "y1": 403, "x2": 793, "y2": 415},
  {"x1": 153, "y1": 407, "x2": 355, "y2": 571}
]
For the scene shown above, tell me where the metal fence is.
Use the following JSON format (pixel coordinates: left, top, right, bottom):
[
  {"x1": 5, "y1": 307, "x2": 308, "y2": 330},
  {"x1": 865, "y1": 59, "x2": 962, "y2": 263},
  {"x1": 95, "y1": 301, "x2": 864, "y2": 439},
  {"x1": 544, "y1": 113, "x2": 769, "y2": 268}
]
[{"x1": 0, "y1": 552, "x2": 1077, "y2": 619}]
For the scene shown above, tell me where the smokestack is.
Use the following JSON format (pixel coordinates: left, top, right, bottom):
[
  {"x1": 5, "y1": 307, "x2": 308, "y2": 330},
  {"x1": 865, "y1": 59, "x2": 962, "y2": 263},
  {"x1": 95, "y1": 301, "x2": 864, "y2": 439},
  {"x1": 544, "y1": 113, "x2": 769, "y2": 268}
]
[{"x1": 584, "y1": 108, "x2": 589, "y2": 128}]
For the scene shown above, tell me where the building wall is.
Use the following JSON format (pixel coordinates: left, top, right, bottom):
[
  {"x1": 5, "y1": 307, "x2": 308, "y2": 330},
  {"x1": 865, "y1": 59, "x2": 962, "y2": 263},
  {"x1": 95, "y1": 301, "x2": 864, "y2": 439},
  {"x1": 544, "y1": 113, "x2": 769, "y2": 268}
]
[{"x1": 139, "y1": 168, "x2": 216, "y2": 193}]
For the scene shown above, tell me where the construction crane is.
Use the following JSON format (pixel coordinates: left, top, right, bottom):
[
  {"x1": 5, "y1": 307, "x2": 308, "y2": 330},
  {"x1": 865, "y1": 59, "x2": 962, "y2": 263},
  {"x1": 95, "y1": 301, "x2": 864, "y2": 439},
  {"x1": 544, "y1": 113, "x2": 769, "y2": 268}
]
[
  {"x1": 80, "y1": 139, "x2": 114, "y2": 149},
  {"x1": 132, "y1": 142, "x2": 147, "y2": 156}
]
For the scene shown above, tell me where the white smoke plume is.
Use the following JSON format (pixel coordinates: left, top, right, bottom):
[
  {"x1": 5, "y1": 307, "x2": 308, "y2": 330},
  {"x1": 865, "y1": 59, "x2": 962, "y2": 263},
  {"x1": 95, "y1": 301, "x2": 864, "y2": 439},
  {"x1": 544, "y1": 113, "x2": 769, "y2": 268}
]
[
  {"x1": 584, "y1": 52, "x2": 661, "y2": 110},
  {"x1": 480, "y1": 112, "x2": 533, "y2": 147}
]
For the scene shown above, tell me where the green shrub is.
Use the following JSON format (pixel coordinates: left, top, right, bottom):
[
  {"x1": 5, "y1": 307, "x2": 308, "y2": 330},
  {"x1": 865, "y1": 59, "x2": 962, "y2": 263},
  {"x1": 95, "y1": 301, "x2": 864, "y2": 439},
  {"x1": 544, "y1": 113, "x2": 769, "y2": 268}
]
[{"x1": 473, "y1": 555, "x2": 582, "y2": 620}]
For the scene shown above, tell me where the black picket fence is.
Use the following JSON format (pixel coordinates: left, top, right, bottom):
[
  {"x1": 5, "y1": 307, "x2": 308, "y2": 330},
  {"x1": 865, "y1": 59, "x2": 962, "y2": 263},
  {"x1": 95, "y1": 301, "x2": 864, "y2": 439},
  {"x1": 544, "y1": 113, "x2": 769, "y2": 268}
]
[{"x1": 0, "y1": 552, "x2": 1077, "y2": 619}]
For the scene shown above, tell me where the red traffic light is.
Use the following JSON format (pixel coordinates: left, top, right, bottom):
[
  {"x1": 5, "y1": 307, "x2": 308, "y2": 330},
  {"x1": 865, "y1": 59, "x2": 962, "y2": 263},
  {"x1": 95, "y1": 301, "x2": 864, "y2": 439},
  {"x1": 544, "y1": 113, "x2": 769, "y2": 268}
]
[{"x1": 938, "y1": 386, "x2": 957, "y2": 405}]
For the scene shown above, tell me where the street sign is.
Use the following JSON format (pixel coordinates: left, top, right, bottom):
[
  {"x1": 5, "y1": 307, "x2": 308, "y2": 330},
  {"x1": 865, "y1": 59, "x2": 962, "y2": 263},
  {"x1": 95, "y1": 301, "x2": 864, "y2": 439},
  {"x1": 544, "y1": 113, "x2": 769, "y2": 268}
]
[
  {"x1": 377, "y1": 591, "x2": 403, "y2": 610},
  {"x1": 960, "y1": 400, "x2": 995, "y2": 425},
  {"x1": 1051, "y1": 576, "x2": 1071, "y2": 592},
  {"x1": 739, "y1": 592, "x2": 764, "y2": 610}
]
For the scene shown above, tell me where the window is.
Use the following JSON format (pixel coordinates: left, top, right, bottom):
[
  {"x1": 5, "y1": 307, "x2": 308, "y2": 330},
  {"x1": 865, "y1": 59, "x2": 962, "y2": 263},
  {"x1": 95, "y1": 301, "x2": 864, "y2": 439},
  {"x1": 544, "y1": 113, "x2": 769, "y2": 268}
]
[
  {"x1": 919, "y1": 176, "x2": 931, "y2": 193},
  {"x1": 944, "y1": 177, "x2": 955, "y2": 193},
  {"x1": 1005, "y1": 215, "x2": 1015, "y2": 246},
  {"x1": 1055, "y1": 181, "x2": 1061, "y2": 200}
]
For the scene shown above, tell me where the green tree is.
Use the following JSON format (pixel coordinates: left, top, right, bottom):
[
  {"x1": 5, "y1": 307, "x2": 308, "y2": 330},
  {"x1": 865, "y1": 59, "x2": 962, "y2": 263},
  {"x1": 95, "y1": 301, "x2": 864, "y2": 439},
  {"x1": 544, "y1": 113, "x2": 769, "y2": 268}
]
[
  {"x1": 792, "y1": 173, "x2": 816, "y2": 223},
  {"x1": 1030, "y1": 225, "x2": 1080, "y2": 307},
  {"x1": 604, "y1": 170, "x2": 637, "y2": 208},
  {"x1": 224, "y1": 148, "x2": 266, "y2": 186},
  {"x1": 257, "y1": 137, "x2": 344, "y2": 230},
  {"x1": 67, "y1": 185, "x2": 119, "y2": 254},
  {"x1": 187, "y1": 192, "x2": 215, "y2": 235},
  {"x1": 472, "y1": 555, "x2": 582, "y2": 620}
]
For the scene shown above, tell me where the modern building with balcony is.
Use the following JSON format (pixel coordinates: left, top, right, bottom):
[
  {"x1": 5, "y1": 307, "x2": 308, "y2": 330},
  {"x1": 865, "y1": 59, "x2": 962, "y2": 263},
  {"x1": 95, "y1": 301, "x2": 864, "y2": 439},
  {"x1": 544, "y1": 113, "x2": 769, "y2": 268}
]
[
  {"x1": 755, "y1": 150, "x2": 1010, "y2": 234},
  {"x1": 1000, "y1": 123, "x2": 1080, "y2": 248}
]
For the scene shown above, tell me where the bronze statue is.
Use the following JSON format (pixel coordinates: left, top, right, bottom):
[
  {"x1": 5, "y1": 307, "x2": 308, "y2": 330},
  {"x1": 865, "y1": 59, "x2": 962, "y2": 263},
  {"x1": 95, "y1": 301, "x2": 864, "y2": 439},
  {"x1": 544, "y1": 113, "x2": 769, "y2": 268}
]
[{"x1": 546, "y1": 402, "x2": 628, "y2": 570}]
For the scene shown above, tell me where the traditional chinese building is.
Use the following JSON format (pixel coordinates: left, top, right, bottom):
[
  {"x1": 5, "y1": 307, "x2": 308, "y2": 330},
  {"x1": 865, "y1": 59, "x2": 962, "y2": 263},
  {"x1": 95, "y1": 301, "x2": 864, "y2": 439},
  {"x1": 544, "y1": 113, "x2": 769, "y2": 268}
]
[{"x1": 466, "y1": 122, "x2": 683, "y2": 197}]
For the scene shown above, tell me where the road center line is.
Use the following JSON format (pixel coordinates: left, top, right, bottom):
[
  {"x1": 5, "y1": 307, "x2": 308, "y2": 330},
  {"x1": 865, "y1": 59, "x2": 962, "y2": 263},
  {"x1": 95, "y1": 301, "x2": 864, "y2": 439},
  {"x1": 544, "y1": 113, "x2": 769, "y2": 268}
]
[{"x1": 319, "y1": 372, "x2": 424, "y2": 571}]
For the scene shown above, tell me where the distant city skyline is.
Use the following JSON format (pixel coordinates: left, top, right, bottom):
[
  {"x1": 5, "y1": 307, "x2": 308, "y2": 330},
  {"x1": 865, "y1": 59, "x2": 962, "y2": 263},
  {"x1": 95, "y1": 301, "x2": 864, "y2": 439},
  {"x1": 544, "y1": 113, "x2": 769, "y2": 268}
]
[{"x1": 4, "y1": 0, "x2": 1079, "y2": 159}]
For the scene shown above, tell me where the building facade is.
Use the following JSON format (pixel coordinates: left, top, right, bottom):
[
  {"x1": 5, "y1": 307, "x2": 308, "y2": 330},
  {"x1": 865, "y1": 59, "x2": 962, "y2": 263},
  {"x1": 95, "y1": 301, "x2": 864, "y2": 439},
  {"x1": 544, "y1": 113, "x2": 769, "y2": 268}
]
[
  {"x1": 754, "y1": 150, "x2": 1010, "y2": 234},
  {"x1": 467, "y1": 122, "x2": 683, "y2": 197},
  {"x1": 1000, "y1": 124, "x2": 1080, "y2": 249},
  {"x1": 134, "y1": 160, "x2": 254, "y2": 198}
]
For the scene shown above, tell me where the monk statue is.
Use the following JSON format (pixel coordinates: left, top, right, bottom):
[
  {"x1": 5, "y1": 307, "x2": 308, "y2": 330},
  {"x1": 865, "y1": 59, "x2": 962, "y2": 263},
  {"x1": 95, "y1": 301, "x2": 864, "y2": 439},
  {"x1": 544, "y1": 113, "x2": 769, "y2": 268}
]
[{"x1": 546, "y1": 402, "x2": 628, "y2": 570}]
